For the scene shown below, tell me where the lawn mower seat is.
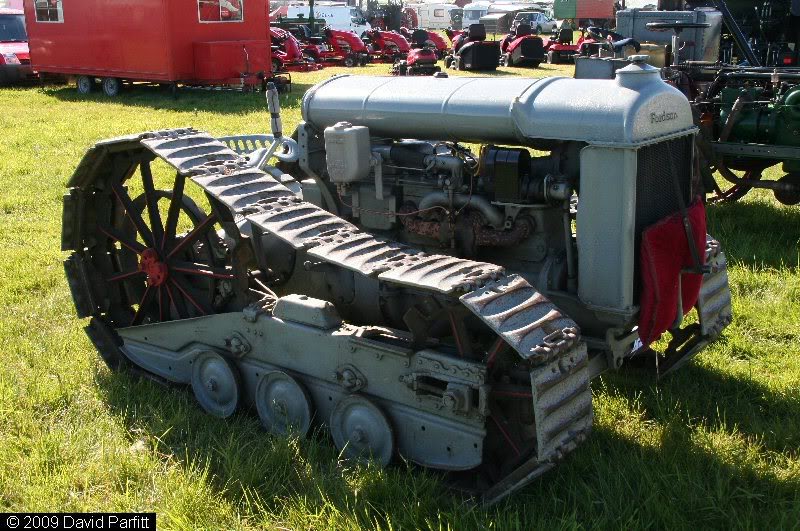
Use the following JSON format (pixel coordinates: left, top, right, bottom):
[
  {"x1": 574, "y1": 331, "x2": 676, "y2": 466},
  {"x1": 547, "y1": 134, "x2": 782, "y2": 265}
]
[
  {"x1": 467, "y1": 23, "x2": 486, "y2": 42},
  {"x1": 411, "y1": 29, "x2": 429, "y2": 49},
  {"x1": 456, "y1": 24, "x2": 500, "y2": 71},
  {"x1": 557, "y1": 28, "x2": 572, "y2": 44},
  {"x1": 515, "y1": 23, "x2": 532, "y2": 38}
]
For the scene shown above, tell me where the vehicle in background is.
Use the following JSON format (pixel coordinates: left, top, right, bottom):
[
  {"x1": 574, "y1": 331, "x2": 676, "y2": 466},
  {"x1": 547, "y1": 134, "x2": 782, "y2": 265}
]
[
  {"x1": 0, "y1": 8, "x2": 35, "y2": 84},
  {"x1": 25, "y1": 0, "x2": 282, "y2": 96},
  {"x1": 409, "y1": 3, "x2": 463, "y2": 30},
  {"x1": 554, "y1": 0, "x2": 615, "y2": 26},
  {"x1": 462, "y1": 1, "x2": 492, "y2": 27},
  {"x1": 511, "y1": 11, "x2": 558, "y2": 34},
  {"x1": 280, "y1": 3, "x2": 371, "y2": 36}
]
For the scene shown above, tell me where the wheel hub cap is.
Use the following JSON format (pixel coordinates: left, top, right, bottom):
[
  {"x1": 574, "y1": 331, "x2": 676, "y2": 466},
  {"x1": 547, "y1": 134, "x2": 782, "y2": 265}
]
[{"x1": 139, "y1": 248, "x2": 169, "y2": 286}]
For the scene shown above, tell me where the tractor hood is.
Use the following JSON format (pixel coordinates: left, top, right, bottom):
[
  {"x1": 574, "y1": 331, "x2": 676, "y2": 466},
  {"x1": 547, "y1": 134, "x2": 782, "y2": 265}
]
[{"x1": 302, "y1": 63, "x2": 695, "y2": 147}]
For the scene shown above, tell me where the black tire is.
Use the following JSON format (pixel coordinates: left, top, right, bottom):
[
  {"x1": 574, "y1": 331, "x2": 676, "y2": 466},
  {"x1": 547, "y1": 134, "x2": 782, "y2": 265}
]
[
  {"x1": 530, "y1": 61, "x2": 541, "y2": 68},
  {"x1": 76, "y1": 75, "x2": 93, "y2": 95},
  {"x1": 343, "y1": 55, "x2": 356, "y2": 67},
  {"x1": 102, "y1": 77, "x2": 121, "y2": 97}
]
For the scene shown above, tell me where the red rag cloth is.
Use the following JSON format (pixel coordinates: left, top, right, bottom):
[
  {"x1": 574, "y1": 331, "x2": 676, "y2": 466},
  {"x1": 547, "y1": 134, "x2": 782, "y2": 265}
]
[{"x1": 638, "y1": 200, "x2": 707, "y2": 348}]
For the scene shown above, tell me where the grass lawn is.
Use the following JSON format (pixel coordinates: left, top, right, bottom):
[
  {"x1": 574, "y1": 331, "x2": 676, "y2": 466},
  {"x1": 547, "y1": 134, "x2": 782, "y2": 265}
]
[{"x1": 0, "y1": 62, "x2": 798, "y2": 529}]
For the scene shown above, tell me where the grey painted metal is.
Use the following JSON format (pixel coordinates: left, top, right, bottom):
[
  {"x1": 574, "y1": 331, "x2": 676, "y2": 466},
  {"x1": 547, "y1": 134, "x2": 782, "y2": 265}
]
[
  {"x1": 698, "y1": 238, "x2": 733, "y2": 338},
  {"x1": 616, "y1": 8, "x2": 723, "y2": 63},
  {"x1": 118, "y1": 307, "x2": 488, "y2": 472},
  {"x1": 576, "y1": 146, "x2": 638, "y2": 317},
  {"x1": 330, "y1": 395, "x2": 395, "y2": 467},
  {"x1": 460, "y1": 275, "x2": 579, "y2": 363},
  {"x1": 273, "y1": 294, "x2": 343, "y2": 329},
  {"x1": 255, "y1": 371, "x2": 313, "y2": 436},
  {"x1": 301, "y1": 70, "x2": 694, "y2": 146},
  {"x1": 191, "y1": 351, "x2": 241, "y2": 418},
  {"x1": 218, "y1": 134, "x2": 300, "y2": 164},
  {"x1": 530, "y1": 343, "x2": 592, "y2": 461}
]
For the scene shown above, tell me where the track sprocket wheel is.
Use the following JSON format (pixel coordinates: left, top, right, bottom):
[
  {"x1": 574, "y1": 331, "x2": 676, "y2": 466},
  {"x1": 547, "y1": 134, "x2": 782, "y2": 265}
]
[{"x1": 86, "y1": 155, "x2": 235, "y2": 328}]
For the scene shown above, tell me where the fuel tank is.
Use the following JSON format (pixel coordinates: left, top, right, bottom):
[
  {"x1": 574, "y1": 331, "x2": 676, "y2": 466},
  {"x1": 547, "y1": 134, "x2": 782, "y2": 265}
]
[{"x1": 301, "y1": 62, "x2": 696, "y2": 146}]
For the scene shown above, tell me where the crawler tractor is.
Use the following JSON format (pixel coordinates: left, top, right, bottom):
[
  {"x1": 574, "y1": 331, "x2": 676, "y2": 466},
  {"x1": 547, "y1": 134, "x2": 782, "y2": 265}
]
[{"x1": 63, "y1": 65, "x2": 732, "y2": 503}]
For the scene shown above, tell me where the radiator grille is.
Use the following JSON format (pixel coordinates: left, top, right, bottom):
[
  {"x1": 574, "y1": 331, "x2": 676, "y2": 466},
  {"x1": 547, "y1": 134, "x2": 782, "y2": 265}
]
[{"x1": 635, "y1": 135, "x2": 693, "y2": 235}]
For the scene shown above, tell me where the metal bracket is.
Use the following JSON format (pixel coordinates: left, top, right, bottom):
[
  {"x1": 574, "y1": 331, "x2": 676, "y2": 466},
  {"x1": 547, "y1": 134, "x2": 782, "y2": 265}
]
[
  {"x1": 225, "y1": 332, "x2": 251, "y2": 357},
  {"x1": 334, "y1": 364, "x2": 367, "y2": 392}
]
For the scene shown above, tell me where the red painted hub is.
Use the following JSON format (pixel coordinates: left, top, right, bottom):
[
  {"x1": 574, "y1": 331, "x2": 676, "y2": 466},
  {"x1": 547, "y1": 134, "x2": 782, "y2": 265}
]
[{"x1": 139, "y1": 248, "x2": 169, "y2": 287}]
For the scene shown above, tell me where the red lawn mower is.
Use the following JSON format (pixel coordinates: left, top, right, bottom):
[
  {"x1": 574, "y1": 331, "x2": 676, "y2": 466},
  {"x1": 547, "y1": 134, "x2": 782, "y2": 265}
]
[
  {"x1": 499, "y1": 23, "x2": 545, "y2": 67},
  {"x1": 444, "y1": 24, "x2": 500, "y2": 71},
  {"x1": 270, "y1": 28, "x2": 323, "y2": 72},
  {"x1": 390, "y1": 29, "x2": 441, "y2": 76},
  {"x1": 400, "y1": 27, "x2": 449, "y2": 59},
  {"x1": 365, "y1": 29, "x2": 410, "y2": 63},
  {"x1": 298, "y1": 27, "x2": 371, "y2": 67},
  {"x1": 541, "y1": 27, "x2": 581, "y2": 64}
]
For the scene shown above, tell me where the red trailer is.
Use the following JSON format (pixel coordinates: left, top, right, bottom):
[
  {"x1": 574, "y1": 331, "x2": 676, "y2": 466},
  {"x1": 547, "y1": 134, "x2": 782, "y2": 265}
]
[{"x1": 24, "y1": 0, "x2": 277, "y2": 95}]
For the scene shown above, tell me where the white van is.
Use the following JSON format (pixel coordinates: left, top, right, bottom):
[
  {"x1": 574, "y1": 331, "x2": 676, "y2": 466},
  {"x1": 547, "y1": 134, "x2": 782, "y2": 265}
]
[
  {"x1": 413, "y1": 3, "x2": 462, "y2": 30},
  {"x1": 284, "y1": 3, "x2": 371, "y2": 36}
]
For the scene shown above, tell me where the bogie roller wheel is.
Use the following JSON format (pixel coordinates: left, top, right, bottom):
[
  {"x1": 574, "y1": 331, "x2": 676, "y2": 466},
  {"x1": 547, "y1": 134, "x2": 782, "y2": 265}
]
[
  {"x1": 255, "y1": 371, "x2": 313, "y2": 436},
  {"x1": 76, "y1": 75, "x2": 93, "y2": 95},
  {"x1": 330, "y1": 395, "x2": 394, "y2": 467},
  {"x1": 191, "y1": 351, "x2": 240, "y2": 418},
  {"x1": 102, "y1": 77, "x2": 121, "y2": 97},
  {"x1": 774, "y1": 173, "x2": 800, "y2": 205}
]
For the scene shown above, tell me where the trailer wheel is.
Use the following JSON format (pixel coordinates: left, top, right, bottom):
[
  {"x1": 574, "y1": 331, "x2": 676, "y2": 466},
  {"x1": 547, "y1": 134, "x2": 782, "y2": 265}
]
[
  {"x1": 102, "y1": 77, "x2": 121, "y2": 97},
  {"x1": 76, "y1": 76, "x2": 93, "y2": 95}
]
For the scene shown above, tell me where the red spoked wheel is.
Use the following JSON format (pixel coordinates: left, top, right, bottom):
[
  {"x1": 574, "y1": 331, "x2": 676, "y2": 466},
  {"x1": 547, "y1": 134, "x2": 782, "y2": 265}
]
[{"x1": 94, "y1": 157, "x2": 235, "y2": 328}]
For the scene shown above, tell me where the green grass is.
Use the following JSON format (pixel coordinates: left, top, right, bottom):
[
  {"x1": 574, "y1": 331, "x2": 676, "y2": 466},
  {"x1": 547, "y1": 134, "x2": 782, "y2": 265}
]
[{"x1": 0, "y1": 62, "x2": 799, "y2": 529}]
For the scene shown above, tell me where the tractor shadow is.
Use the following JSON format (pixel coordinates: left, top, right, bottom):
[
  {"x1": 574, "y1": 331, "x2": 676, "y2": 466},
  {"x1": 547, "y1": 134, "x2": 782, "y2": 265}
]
[
  {"x1": 707, "y1": 198, "x2": 800, "y2": 270},
  {"x1": 44, "y1": 81, "x2": 315, "y2": 115}
]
